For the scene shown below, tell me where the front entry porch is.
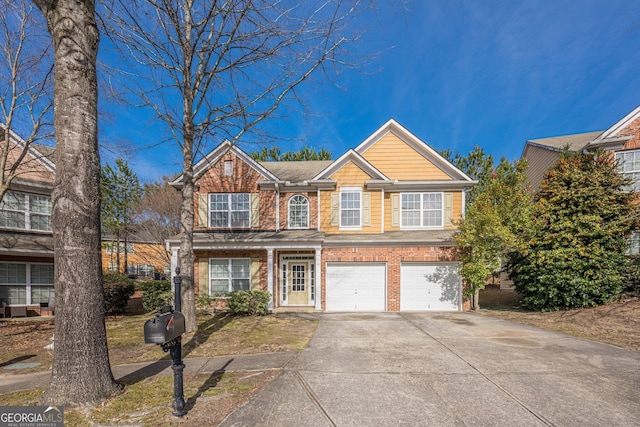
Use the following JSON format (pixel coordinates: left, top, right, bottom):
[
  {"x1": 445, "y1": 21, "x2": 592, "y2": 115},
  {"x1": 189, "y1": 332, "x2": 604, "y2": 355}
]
[{"x1": 279, "y1": 254, "x2": 316, "y2": 309}]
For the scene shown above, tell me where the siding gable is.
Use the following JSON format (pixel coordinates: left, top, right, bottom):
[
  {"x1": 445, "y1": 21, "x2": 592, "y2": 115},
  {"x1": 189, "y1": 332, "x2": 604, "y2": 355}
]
[{"x1": 360, "y1": 131, "x2": 451, "y2": 181}]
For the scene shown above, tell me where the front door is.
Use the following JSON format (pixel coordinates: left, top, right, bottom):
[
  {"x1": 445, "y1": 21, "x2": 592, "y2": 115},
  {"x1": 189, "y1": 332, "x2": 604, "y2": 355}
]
[{"x1": 288, "y1": 262, "x2": 309, "y2": 305}]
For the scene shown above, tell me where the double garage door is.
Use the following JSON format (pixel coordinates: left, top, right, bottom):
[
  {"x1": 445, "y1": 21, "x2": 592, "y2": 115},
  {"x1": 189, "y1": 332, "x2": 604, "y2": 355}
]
[{"x1": 325, "y1": 262, "x2": 461, "y2": 311}]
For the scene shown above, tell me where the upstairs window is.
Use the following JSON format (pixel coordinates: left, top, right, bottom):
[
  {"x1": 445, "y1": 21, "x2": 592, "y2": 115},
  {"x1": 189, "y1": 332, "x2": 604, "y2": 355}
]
[
  {"x1": 288, "y1": 195, "x2": 309, "y2": 229},
  {"x1": 615, "y1": 150, "x2": 640, "y2": 192},
  {"x1": 401, "y1": 192, "x2": 443, "y2": 228},
  {"x1": 223, "y1": 160, "x2": 233, "y2": 176},
  {"x1": 340, "y1": 187, "x2": 361, "y2": 228},
  {"x1": 209, "y1": 193, "x2": 250, "y2": 228},
  {"x1": 0, "y1": 191, "x2": 51, "y2": 231}
]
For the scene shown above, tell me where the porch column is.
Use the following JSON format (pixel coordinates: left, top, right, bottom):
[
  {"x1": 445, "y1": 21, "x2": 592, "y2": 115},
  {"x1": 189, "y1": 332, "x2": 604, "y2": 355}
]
[
  {"x1": 315, "y1": 247, "x2": 322, "y2": 311},
  {"x1": 170, "y1": 247, "x2": 179, "y2": 293},
  {"x1": 267, "y1": 248, "x2": 274, "y2": 311}
]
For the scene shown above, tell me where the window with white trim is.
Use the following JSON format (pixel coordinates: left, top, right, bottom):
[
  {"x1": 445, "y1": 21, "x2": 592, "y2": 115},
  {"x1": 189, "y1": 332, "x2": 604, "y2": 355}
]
[
  {"x1": 401, "y1": 192, "x2": 443, "y2": 228},
  {"x1": 127, "y1": 264, "x2": 155, "y2": 278},
  {"x1": 0, "y1": 191, "x2": 51, "y2": 231},
  {"x1": 0, "y1": 262, "x2": 54, "y2": 305},
  {"x1": 340, "y1": 187, "x2": 361, "y2": 228},
  {"x1": 288, "y1": 195, "x2": 309, "y2": 228},
  {"x1": 627, "y1": 231, "x2": 640, "y2": 256},
  {"x1": 223, "y1": 160, "x2": 233, "y2": 176},
  {"x1": 615, "y1": 150, "x2": 640, "y2": 192},
  {"x1": 209, "y1": 258, "x2": 250, "y2": 294},
  {"x1": 209, "y1": 193, "x2": 250, "y2": 228}
]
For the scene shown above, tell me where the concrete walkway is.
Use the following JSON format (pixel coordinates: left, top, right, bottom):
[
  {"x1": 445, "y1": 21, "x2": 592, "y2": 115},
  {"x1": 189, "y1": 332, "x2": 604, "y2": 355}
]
[
  {"x1": 0, "y1": 351, "x2": 298, "y2": 395},
  {"x1": 220, "y1": 312, "x2": 640, "y2": 427}
]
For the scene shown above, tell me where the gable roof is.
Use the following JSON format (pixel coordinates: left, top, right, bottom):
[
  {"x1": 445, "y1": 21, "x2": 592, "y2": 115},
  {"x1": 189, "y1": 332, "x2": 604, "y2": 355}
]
[
  {"x1": 0, "y1": 123, "x2": 56, "y2": 173},
  {"x1": 587, "y1": 104, "x2": 640, "y2": 149},
  {"x1": 170, "y1": 140, "x2": 279, "y2": 187},
  {"x1": 354, "y1": 119, "x2": 474, "y2": 182},
  {"x1": 312, "y1": 149, "x2": 389, "y2": 181}
]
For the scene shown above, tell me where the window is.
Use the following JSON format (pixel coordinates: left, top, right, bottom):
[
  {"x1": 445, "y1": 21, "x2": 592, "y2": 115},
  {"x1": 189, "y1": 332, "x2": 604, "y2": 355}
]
[
  {"x1": 340, "y1": 187, "x2": 361, "y2": 228},
  {"x1": 209, "y1": 258, "x2": 250, "y2": 294},
  {"x1": 616, "y1": 150, "x2": 640, "y2": 192},
  {"x1": 401, "y1": 192, "x2": 443, "y2": 228},
  {"x1": 224, "y1": 160, "x2": 233, "y2": 176},
  {"x1": 0, "y1": 262, "x2": 54, "y2": 305},
  {"x1": 104, "y1": 242, "x2": 135, "y2": 254},
  {"x1": 127, "y1": 264, "x2": 155, "y2": 278},
  {"x1": 209, "y1": 193, "x2": 250, "y2": 228},
  {"x1": 0, "y1": 191, "x2": 51, "y2": 231},
  {"x1": 288, "y1": 195, "x2": 309, "y2": 228},
  {"x1": 628, "y1": 231, "x2": 640, "y2": 256}
]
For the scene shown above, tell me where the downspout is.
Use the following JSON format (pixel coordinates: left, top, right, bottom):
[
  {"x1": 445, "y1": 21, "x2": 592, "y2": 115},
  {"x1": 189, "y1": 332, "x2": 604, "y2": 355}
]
[
  {"x1": 381, "y1": 188, "x2": 385, "y2": 233},
  {"x1": 317, "y1": 188, "x2": 321, "y2": 231},
  {"x1": 275, "y1": 182, "x2": 280, "y2": 232}
]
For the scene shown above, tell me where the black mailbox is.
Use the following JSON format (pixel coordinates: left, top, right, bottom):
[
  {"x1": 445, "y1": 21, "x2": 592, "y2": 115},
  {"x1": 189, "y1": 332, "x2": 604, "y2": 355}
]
[{"x1": 144, "y1": 306, "x2": 186, "y2": 344}]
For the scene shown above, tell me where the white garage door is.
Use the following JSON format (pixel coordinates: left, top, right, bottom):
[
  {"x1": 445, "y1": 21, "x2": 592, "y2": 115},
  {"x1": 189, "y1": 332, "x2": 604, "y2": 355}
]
[
  {"x1": 401, "y1": 263, "x2": 461, "y2": 311},
  {"x1": 326, "y1": 263, "x2": 386, "y2": 311}
]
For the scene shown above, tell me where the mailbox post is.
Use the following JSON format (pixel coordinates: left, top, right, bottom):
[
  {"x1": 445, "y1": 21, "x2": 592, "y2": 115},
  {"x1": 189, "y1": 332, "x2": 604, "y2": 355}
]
[
  {"x1": 170, "y1": 267, "x2": 186, "y2": 417},
  {"x1": 143, "y1": 267, "x2": 187, "y2": 417}
]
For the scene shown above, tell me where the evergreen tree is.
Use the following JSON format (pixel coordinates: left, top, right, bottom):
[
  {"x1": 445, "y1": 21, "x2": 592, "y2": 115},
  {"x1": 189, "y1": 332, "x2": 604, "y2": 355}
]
[
  {"x1": 508, "y1": 150, "x2": 639, "y2": 310},
  {"x1": 251, "y1": 145, "x2": 332, "y2": 161},
  {"x1": 100, "y1": 158, "x2": 143, "y2": 274},
  {"x1": 439, "y1": 145, "x2": 494, "y2": 204}
]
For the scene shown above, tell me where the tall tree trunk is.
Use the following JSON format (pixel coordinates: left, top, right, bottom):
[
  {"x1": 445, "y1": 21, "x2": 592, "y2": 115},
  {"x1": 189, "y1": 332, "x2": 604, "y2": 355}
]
[
  {"x1": 179, "y1": 158, "x2": 196, "y2": 332},
  {"x1": 473, "y1": 288, "x2": 480, "y2": 312},
  {"x1": 34, "y1": 0, "x2": 121, "y2": 405}
]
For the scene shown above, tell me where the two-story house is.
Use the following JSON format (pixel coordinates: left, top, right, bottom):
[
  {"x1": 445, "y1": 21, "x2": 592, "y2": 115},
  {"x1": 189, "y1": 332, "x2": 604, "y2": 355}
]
[
  {"x1": 167, "y1": 119, "x2": 476, "y2": 311},
  {"x1": 522, "y1": 104, "x2": 640, "y2": 257},
  {"x1": 0, "y1": 125, "x2": 55, "y2": 317}
]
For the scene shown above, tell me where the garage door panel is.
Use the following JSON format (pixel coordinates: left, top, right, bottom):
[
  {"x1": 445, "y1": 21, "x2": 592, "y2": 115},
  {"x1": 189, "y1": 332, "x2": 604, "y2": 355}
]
[
  {"x1": 326, "y1": 263, "x2": 386, "y2": 311},
  {"x1": 401, "y1": 263, "x2": 460, "y2": 311}
]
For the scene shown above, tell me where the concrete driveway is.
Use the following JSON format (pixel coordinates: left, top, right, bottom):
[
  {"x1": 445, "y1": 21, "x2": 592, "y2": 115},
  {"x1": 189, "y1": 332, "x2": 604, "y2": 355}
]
[{"x1": 220, "y1": 312, "x2": 640, "y2": 426}]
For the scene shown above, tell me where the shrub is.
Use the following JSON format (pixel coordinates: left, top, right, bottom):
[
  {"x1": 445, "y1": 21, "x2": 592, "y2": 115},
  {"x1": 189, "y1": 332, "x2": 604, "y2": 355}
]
[
  {"x1": 227, "y1": 290, "x2": 270, "y2": 316},
  {"x1": 623, "y1": 255, "x2": 640, "y2": 296},
  {"x1": 139, "y1": 280, "x2": 172, "y2": 312},
  {"x1": 103, "y1": 272, "x2": 135, "y2": 315}
]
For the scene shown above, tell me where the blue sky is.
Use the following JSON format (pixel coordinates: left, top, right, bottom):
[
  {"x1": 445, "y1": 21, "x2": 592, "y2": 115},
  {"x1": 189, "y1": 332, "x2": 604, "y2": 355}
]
[{"x1": 103, "y1": 0, "x2": 640, "y2": 183}]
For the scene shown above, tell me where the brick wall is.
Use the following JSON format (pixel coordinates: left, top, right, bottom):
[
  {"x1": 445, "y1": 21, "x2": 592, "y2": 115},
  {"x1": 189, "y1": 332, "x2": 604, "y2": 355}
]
[
  {"x1": 194, "y1": 151, "x2": 278, "y2": 230},
  {"x1": 620, "y1": 116, "x2": 640, "y2": 150}
]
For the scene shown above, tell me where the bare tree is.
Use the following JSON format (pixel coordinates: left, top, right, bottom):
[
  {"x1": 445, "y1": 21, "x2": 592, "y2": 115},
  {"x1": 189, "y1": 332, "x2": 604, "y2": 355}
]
[
  {"x1": 102, "y1": 0, "x2": 375, "y2": 331},
  {"x1": 0, "y1": 0, "x2": 54, "y2": 199},
  {"x1": 133, "y1": 177, "x2": 182, "y2": 268},
  {"x1": 32, "y1": 0, "x2": 121, "y2": 405}
]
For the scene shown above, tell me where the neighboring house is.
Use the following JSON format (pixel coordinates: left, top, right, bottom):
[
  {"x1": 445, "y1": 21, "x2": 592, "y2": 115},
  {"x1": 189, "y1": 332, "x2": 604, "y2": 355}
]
[
  {"x1": 167, "y1": 119, "x2": 476, "y2": 312},
  {"x1": 510, "y1": 105, "x2": 640, "y2": 288},
  {"x1": 101, "y1": 237, "x2": 170, "y2": 279},
  {"x1": 0, "y1": 126, "x2": 55, "y2": 316}
]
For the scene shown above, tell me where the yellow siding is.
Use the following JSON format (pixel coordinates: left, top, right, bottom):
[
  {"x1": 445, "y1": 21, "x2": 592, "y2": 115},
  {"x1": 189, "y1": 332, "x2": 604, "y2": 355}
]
[
  {"x1": 101, "y1": 241, "x2": 169, "y2": 274},
  {"x1": 361, "y1": 132, "x2": 451, "y2": 181},
  {"x1": 329, "y1": 161, "x2": 372, "y2": 185},
  {"x1": 384, "y1": 190, "x2": 464, "y2": 231},
  {"x1": 446, "y1": 191, "x2": 463, "y2": 230},
  {"x1": 319, "y1": 162, "x2": 382, "y2": 234}
]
